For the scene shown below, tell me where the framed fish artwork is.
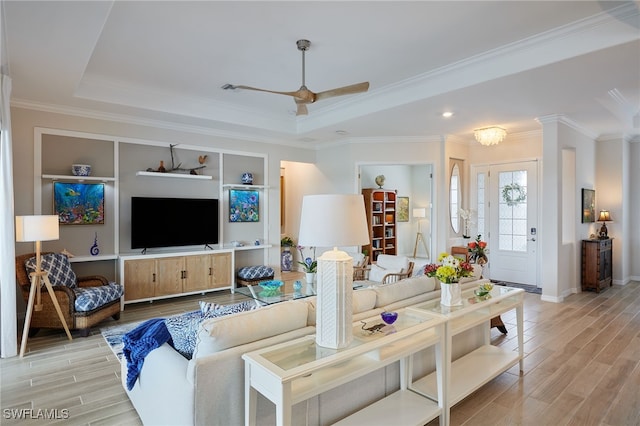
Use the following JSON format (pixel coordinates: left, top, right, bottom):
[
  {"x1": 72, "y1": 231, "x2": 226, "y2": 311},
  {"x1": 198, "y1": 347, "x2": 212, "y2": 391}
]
[{"x1": 53, "y1": 182, "x2": 105, "y2": 225}]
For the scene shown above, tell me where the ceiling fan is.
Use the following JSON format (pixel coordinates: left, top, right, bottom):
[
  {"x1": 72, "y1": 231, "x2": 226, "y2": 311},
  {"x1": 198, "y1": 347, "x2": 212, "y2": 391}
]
[{"x1": 222, "y1": 39, "x2": 369, "y2": 116}]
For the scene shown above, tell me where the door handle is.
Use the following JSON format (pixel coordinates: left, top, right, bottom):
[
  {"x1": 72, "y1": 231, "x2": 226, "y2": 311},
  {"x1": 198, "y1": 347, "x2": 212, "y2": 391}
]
[{"x1": 528, "y1": 238, "x2": 536, "y2": 242}]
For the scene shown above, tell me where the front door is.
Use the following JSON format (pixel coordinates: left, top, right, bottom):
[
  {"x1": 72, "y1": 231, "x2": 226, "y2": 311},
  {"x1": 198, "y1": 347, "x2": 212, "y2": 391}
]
[{"x1": 472, "y1": 161, "x2": 539, "y2": 286}]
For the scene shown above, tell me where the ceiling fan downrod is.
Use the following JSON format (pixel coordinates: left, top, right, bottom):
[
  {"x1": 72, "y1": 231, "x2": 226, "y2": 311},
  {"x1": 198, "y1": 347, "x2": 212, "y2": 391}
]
[{"x1": 297, "y1": 39, "x2": 310, "y2": 89}]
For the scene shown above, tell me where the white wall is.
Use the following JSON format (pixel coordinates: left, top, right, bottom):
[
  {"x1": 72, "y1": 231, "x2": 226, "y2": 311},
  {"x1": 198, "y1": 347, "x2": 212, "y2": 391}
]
[
  {"x1": 631, "y1": 141, "x2": 640, "y2": 280},
  {"x1": 316, "y1": 138, "x2": 443, "y2": 253}
]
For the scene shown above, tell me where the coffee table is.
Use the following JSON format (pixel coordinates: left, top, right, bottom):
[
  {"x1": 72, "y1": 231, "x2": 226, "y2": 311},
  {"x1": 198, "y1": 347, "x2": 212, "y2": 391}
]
[{"x1": 235, "y1": 279, "x2": 315, "y2": 305}]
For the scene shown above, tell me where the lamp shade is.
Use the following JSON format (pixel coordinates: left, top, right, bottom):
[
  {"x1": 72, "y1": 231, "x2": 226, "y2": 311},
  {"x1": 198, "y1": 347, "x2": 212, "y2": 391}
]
[
  {"x1": 413, "y1": 208, "x2": 426, "y2": 218},
  {"x1": 15, "y1": 215, "x2": 59, "y2": 242},
  {"x1": 298, "y1": 194, "x2": 370, "y2": 248},
  {"x1": 598, "y1": 210, "x2": 612, "y2": 222}
]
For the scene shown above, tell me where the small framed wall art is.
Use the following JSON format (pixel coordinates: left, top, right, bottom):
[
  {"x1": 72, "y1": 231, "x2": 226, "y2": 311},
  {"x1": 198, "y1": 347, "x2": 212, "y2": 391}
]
[
  {"x1": 397, "y1": 196, "x2": 409, "y2": 222},
  {"x1": 229, "y1": 189, "x2": 259, "y2": 222},
  {"x1": 581, "y1": 188, "x2": 595, "y2": 223},
  {"x1": 54, "y1": 182, "x2": 105, "y2": 225}
]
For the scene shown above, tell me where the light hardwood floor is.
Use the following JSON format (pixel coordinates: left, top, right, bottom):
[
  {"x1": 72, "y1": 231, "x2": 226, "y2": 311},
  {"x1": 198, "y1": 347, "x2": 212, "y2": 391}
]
[{"x1": 2, "y1": 282, "x2": 639, "y2": 426}]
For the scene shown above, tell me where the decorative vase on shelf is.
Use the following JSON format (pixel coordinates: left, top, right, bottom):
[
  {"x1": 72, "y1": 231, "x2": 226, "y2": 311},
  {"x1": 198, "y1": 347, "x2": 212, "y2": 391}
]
[
  {"x1": 281, "y1": 248, "x2": 293, "y2": 272},
  {"x1": 241, "y1": 172, "x2": 253, "y2": 185},
  {"x1": 440, "y1": 281, "x2": 463, "y2": 306}
]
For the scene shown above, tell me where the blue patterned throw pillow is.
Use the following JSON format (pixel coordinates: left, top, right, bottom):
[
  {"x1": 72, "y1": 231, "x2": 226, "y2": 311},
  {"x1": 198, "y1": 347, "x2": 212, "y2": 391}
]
[
  {"x1": 166, "y1": 300, "x2": 261, "y2": 359},
  {"x1": 164, "y1": 311, "x2": 203, "y2": 359},
  {"x1": 24, "y1": 253, "x2": 77, "y2": 288},
  {"x1": 199, "y1": 299, "x2": 260, "y2": 318}
]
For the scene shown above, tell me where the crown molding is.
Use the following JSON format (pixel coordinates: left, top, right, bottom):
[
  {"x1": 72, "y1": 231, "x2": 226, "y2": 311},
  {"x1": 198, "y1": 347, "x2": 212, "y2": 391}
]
[
  {"x1": 536, "y1": 114, "x2": 598, "y2": 140},
  {"x1": 10, "y1": 98, "x2": 316, "y2": 149}
]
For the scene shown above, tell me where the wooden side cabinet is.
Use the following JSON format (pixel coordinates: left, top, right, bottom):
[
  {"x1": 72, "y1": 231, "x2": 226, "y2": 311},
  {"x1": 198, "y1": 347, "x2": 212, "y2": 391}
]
[
  {"x1": 581, "y1": 239, "x2": 612, "y2": 292},
  {"x1": 120, "y1": 250, "x2": 233, "y2": 305}
]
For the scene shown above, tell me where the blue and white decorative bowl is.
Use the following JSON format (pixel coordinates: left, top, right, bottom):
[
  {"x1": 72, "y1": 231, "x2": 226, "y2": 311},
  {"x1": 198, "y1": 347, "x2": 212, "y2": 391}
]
[
  {"x1": 241, "y1": 172, "x2": 253, "y2": 185},
  {"x1": 71, "y1": 164, "x2": 92, "y2": 176}
]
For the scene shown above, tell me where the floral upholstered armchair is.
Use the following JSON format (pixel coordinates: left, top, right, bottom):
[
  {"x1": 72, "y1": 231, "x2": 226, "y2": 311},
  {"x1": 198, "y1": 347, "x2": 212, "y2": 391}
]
[{"x1": 15, "y1": 252, "x2": 123, "y2": 337}]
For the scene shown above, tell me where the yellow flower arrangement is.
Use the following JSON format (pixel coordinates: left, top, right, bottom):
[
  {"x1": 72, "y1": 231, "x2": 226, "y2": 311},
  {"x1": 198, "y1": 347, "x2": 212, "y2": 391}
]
[{"x1": 424, "y1": 252, "x2": 474, "y2": 284}]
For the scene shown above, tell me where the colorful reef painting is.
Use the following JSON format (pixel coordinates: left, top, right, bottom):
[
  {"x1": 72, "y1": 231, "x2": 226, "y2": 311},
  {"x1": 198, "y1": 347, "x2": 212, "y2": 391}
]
[
  {"x1": 54, "y1": 182, "x2": 105, "y2": 225},
  {"x1": 229, "y1": 189, "x2": 259, "y2": 222}
]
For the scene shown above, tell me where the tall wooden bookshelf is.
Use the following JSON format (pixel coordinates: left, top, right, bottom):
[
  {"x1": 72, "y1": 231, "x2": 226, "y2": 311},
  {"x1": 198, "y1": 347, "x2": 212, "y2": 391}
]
[{"x1": 362, "y1": 188, "x2": 397, "y2": 263}]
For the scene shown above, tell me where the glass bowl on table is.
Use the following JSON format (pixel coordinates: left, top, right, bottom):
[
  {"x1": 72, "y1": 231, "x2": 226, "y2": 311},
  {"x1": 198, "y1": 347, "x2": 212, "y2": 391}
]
[
  {"x1": 258, "y1": 280, "x2": 284, "y2": 297},
  {"x1": 474, "y1": 282, "x2": 494, "y2": 300}
]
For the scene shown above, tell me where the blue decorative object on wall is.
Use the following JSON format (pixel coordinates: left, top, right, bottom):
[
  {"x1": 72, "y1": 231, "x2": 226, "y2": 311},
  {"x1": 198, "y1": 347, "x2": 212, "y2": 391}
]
[{"x1": 90, "y1": 232, "x2": 100, "y2": 256}]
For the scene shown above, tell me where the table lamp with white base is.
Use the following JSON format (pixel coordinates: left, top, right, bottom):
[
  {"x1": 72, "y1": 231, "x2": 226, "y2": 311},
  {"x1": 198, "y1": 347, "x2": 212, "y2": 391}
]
[
  {"x1": 298, "y1": 194, "x2": 370, "y2": 349},
  {"x1": 16, "y1": 215, "x2": 72, "y2": 357}
]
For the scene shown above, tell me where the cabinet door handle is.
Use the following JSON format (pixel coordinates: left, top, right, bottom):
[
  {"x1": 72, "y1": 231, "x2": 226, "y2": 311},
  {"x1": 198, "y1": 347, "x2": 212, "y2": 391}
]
[
  {"x1": 152, "y1": 273, "x2": 156, "y2": 283},
  {"x1": 209, "y1": 267, "x2": 212, "y2": 276}
]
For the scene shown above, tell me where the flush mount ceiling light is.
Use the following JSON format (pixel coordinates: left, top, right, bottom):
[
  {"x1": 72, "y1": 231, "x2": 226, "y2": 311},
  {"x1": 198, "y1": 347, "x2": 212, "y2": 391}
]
[{"x1": 474, "y1": 126, "x2": 507, "y2": 146}]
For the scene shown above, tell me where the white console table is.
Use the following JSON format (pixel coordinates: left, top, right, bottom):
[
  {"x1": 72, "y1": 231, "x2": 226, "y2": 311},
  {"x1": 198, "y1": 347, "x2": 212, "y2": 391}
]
[
  {"x1": 407, "y1": 286, "x2": 525, "y2": 410},
  {"x1": 242, "y1": 309, "x2": 447, "y2": 426}
]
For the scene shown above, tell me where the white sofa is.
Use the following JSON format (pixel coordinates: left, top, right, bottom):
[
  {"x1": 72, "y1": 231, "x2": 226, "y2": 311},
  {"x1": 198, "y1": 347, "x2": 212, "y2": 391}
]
[{"x1": 124, "y1": 270, "x2": 489, "y2": 426}]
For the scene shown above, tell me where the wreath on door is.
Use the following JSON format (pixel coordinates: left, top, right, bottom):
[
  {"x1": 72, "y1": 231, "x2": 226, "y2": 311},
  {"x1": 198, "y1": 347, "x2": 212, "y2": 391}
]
[{"x1": 502, "y1": 183, "x2": 526, "y2": 206}]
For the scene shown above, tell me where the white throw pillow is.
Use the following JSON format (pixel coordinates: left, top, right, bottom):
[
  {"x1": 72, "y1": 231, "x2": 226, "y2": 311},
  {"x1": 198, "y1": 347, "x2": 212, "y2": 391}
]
[
  {"x1": 368, "y1": 264, "x2": 402, "y2": 282},
  {"x1": 376, "y1": 254, "x2": 409, "y2": 271}
]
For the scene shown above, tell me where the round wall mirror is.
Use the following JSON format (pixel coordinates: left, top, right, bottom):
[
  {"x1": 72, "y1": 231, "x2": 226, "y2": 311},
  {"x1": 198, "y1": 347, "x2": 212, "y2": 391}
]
[{"x1": 450, "y1": 162, "x2": 461, "y2": 233}]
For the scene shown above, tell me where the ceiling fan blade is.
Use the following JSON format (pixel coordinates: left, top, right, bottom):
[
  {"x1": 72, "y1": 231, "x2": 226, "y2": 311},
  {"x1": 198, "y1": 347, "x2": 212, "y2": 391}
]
[
  {"x1": 296, "y1": 103, "x2": 308, "y2": 116},
  {"x1": 294, "y1": 98, "x2": 309, "y2": 116},
  {"x1": 314, "y1": 82, "x2": 370, "y2": 102},
  {"x1": 230, "y1": 85, "x2": 303, "y2": 98}
]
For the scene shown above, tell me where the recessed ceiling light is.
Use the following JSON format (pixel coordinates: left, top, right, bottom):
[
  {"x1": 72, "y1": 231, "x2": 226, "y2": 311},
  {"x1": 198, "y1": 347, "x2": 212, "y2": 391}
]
[{"x1": 442, "y1": 111, "x2": 454, "y2": 118}]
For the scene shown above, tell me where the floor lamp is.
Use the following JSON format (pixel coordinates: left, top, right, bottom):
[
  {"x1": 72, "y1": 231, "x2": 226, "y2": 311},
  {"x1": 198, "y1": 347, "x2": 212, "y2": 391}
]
[
  {"x1": 298, "y1": 194, "x2": 370, "y2": 349},
  {"x1": 412, "y1": 208, "x2": 429, "y2": 259},
  {"x1": 16, "y1": 215, "x2": 72, "y2": 357}
]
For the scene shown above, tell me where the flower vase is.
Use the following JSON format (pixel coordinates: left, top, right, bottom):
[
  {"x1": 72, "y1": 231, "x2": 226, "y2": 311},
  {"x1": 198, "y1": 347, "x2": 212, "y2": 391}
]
[
  {"x1": 305, "y1": 272, "x2": 316, "y2": 295},
  {"x1": 440, "y1": 282, "x2": 463, "y2": 306},
  {"x1": 281, "y1": 248, "x2": 293, "y2": 272}
]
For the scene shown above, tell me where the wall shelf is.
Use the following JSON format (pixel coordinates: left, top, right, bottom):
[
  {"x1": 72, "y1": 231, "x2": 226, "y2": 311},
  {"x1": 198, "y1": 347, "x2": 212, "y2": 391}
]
[
  {"x1": 68, "y1": 254, "x2": 119, "y2": 263},
  {"x1": 136, "y1": 171, "x2": 213, "y2": 180},
  {"x1": 222, "y1": 184, "x2": 269, "y2": 190},
  {"x1": 222, "y1": 243, "x2": 273, "y2": 251},
  {"x1": 42, "y1": 174, "x2": 116, "y2": 182}
]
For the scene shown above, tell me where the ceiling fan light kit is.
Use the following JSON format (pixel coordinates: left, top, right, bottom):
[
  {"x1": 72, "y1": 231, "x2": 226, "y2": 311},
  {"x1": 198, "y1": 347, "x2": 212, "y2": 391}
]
[
  {"x1": 223, "y1": 39, "x2": 369, "y2": 116},
  {"x1": 474, "y1": 126, "x2": 507, "y2": 146}
]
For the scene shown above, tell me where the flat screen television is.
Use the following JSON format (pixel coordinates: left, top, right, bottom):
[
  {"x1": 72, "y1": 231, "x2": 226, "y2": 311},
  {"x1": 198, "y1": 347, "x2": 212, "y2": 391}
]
[{"x1": 131, "y1": 197, "x2": 219, "y2": 250}]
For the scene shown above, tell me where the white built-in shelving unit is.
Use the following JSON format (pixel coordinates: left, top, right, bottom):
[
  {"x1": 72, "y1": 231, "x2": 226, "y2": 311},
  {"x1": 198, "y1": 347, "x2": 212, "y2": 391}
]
[{"x1": 34, "y1": 127, "x2": 273, "y2": 298}]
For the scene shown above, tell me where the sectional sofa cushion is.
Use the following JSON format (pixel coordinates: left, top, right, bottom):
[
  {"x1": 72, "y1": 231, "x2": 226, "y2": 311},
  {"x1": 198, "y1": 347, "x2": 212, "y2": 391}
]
[
  {"x1": 373, "y1": 275, "x2": 436, "y2": 308},
  {"x1": 304, "y1": 288, "x2": 377, "y2": 326},
  {"x1": 193, "y1": 301, "x2": 309, "y2": 358}
]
